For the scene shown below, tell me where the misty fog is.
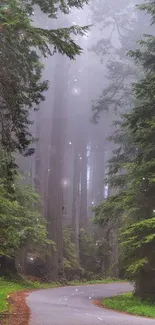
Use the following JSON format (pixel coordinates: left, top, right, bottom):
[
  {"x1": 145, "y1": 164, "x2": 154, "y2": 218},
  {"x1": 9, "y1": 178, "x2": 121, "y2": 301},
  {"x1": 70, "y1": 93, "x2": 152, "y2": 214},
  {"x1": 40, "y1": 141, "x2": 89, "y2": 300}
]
[
  {"x1": 16, "y1": 0, "x2": 153, "y2": 278},
  {"x1": 2, "y1": 1, "x2": 155, "y2": 322}
]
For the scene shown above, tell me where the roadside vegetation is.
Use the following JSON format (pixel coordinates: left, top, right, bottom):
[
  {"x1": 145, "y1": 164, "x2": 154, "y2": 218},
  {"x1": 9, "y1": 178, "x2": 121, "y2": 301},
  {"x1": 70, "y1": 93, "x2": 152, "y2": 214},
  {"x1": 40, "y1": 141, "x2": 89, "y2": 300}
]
[
  {"x1": 70, "y1": 278, "x2": 125, "y2": 285},
  {"x1": 0, "y1": 277, "x2": 61, "y2": 314},
  {"x1": 103, "y1": 293, "x2": 155, "y2": 318}
]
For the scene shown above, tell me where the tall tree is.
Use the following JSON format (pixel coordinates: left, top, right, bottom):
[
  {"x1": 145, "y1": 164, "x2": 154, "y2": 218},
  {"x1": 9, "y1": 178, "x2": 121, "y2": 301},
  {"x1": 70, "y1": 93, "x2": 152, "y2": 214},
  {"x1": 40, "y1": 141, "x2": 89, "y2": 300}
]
[
  {"x1": 91, "y1": 0, "x2": 149, "y2": 121},
  {"x1": 79, "y1": 140, "x2": 88, "y2": 228},
  {"x1": 0, "y1": 0, "x2": 89, "y2": 179},
  {"x1": 46, "y1": 52, "x2": 69, "y2": 280},
  {"x1": 72, "y1": 138, "x2": 81, "y2": 259},
  {"x1": 95, "y1": 0, "x2": 155, "y2": 297},
  {"x1": 89, "y1": 0, "x2": 151, "y2": 276},
  {"x1": 71, "y1": 119, "x2": 88, "y2": 257}
]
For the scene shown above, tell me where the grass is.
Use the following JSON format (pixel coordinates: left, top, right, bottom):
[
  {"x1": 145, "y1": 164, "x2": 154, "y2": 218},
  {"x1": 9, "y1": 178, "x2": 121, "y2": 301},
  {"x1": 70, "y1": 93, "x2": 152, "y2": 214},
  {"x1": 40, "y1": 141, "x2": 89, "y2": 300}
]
[
  {"x1": 70, "y1": 278, "x2": 125, "y2": 285},
  {"x1": 0, "y1": 277, "x2": 60, "y2": 313},
  {"x1": 103, "y1": 293, "x2": 155, "y2": 318}
]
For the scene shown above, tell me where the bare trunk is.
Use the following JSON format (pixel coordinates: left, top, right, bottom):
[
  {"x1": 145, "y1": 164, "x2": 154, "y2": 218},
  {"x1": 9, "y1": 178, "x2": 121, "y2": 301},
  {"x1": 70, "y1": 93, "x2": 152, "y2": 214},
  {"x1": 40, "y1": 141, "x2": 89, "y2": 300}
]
[
  {"x1": 15, "y1": 246, "x2": 27, "y2": 274},
  {"x1": 46, "y1": 55, "x2": 68, "y2": 280},
  {"x1": 79, "y1": 143, "x2": 88, "y2": 228},
  {"x1": 135, "y1": 270, "x2": 155, "y2": 300},
  {"x1": 72, "y1": 144, "x2": 81, "y2": 259}
]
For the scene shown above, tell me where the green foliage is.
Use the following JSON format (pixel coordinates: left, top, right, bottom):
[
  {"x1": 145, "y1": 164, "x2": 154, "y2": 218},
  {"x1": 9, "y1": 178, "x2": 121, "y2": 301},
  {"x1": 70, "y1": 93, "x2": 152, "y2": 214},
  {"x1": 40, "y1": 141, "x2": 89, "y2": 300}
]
[
  {"x1": 91, "y1": 0, "x2": 147, "y2": 122},
  {"x1": 0, "y1": 174, "x2": 48, "y2": 258},
  {"x1": 94, "y1": 0, "x2": 155, "y2": 298},
  {"x1": 63, "y1": 228, "x2": 82, "y2": 278},
  {"x1": 103, "y1": 293, "x2": 155, "y2": 318},
  {"x1": 24, "y1": 0, "x2": 88, "y2": 17},
  {"x1": 79, "y1": 228, "x2": 98, "y2": 273},
  {"x1": 79, "y1": 228, "x2": 112, "y2": 276},
  {"x1": 63, "y1": 227, "x2": 113, "y2": 279},
  {"x1": 0, "y1": 0, "x2": 89, "y2": 177},
  {"x1": 137, "y1": 1, "x2": 155, "y2": 24}
]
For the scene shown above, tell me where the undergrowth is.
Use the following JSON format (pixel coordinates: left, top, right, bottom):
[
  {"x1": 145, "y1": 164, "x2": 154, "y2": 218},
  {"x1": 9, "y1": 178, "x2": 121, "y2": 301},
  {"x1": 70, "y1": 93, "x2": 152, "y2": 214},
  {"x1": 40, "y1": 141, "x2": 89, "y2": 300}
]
[{"x1": 103, "y1": 293, "x2": 155, "y2": 318}]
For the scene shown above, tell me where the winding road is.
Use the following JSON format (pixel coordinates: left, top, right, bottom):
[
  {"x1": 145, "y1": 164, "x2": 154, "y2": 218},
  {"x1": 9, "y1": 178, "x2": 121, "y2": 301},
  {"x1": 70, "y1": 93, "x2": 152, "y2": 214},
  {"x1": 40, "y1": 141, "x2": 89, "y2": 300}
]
[{"x1": 27, "y1": 283, "x2": 154, "y2": 325}]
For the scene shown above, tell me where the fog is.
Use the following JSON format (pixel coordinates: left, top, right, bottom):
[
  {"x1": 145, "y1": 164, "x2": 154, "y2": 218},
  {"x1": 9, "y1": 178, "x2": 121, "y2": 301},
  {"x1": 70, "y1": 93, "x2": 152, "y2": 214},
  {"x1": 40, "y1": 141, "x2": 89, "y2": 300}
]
[
  {"x1": 16, "y1": 0, "x2": 153, "y2": 278},
  {"x1": 22, "y1": 2, "x2": 142, "y2": 211},
  {"x1": 2, "y1": 2, "x2": 155, "y2": 319}
]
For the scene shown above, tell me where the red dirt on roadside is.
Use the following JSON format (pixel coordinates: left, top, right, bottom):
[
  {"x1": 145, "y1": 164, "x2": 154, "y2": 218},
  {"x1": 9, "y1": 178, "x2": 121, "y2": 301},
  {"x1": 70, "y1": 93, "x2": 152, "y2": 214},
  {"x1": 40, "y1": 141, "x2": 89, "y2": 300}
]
[{"x1": 2, "y1": 291, "x2": 30, "y2": 325}]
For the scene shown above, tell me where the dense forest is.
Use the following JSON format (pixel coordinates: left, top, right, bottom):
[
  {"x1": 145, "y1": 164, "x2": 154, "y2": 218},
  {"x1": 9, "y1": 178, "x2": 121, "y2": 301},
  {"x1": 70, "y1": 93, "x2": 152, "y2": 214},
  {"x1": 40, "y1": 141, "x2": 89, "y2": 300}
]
[{"x1": 1, "y1": 0, "x2": 155, "y2": 303}]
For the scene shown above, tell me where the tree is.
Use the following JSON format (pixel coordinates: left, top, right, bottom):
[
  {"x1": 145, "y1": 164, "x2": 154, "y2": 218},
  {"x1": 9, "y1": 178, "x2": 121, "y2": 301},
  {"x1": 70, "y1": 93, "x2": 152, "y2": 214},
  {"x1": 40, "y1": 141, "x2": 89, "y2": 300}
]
[
  {"x1": 91, "y1": 0, "x2": 149, "y2": 122},
  {"x1": 94, "y1": 0, "x2": 155, "y2": 298},
  {"x1": 63, "y1": 228, "x2": 82, "y2": 280},
  {"x1": 72, "y1": 134, "x2": 81, "y2": 259},
  {"x1": 79, "y1": 228, "x2": 97, "y2": 274},
  {"x1": 90, "y1": 0, "x2": 152, "y2": 280},
  {"x1": 0, "y1": 172, "x2": 48, "y2": 275},
  {"x1": 0, "y1": 0, "x2": 89, "y2": 179},
  {"x1": 71, "y1": 118, "x2": 88, "y2": 258},
  {"x1": 46, "y1": 53, "x2": 69, "y2": 281},
  {"x1": 24, "y1": 0, "x2": 89, "y2": 17}
]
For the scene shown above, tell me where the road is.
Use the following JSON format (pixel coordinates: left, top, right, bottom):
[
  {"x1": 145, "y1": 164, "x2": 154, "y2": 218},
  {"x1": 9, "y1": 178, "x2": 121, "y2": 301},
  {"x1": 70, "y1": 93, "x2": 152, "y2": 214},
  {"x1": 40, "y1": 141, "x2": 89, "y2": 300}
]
[{"x1": 27, "y1": 283, "x2": 155, "y2": 325}]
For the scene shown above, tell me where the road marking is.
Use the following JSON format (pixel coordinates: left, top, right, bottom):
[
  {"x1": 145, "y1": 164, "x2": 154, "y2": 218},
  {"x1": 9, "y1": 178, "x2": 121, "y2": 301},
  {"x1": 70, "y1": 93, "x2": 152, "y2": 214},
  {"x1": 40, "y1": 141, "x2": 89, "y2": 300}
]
[
  {"x1": 86, "y1": 313, "x2": 104, "y2": 319},
  {"x1": 58, "y1": 298, "x2": 62, "y2": 304}
]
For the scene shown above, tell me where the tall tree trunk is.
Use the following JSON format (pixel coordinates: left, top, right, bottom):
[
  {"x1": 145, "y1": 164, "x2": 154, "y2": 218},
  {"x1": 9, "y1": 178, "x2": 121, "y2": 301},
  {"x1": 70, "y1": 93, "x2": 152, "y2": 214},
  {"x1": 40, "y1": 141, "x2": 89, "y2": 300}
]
[
  {"x1": 79, "y1": 142, "x2": 88, "y2": 228},
  {"x1": 15, "y1": 246, "x2": 27, "y2": 274},
  {"x1": 135, "y1": 269, "x2": 155, "y2": 300},
  {"x1": 72, "y1": 142, "x2": 81, "y2": 259},
  {"x1": 46, "y1": 55, "x2": 68, "y2": 280}
]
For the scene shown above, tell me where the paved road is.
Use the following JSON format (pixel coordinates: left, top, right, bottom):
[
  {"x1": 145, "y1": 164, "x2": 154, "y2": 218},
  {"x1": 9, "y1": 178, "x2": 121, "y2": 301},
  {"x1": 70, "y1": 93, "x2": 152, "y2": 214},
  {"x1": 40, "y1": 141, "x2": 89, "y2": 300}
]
[{"x1": 27, "y1": 283, "x2": 155, "y2": 325}]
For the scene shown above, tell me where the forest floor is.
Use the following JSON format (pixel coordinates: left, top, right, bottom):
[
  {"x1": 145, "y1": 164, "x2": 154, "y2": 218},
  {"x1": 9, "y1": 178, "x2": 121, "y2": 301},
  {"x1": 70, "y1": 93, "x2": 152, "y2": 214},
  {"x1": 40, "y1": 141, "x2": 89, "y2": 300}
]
[
  {"x1": 0, "y1": 277, "x2": 125, "y2": 325},
  {"x1": 102, "y1": 293, "x2": 155, "y2": 318}
]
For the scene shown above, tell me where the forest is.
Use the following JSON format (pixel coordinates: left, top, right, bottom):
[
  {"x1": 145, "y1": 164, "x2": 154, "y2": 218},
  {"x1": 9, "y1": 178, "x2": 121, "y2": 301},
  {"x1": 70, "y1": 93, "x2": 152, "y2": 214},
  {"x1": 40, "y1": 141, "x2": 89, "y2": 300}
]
[{"x1": 0, "y1": 0, "x2": 155, "y2": 315}]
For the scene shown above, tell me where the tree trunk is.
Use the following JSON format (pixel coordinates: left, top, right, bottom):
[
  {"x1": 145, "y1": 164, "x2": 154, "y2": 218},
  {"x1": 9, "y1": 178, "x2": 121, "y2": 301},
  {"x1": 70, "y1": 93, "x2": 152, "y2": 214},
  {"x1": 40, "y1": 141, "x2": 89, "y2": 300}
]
[
  {"x1": 79, "y1": 142, "x2": 88, "y2": 228},
  {"x1": 15, "y1": 246, "x2": 27, "y2": 274},
  {"x1": 72, "y1": 143, "x2": 81, "y2": 260},
  {"x1": 135, "y1": 270, "x2": 155, "y2": 300},
  {"x1": 46, "y1": 54, "x2": 68, "y2": 281}
]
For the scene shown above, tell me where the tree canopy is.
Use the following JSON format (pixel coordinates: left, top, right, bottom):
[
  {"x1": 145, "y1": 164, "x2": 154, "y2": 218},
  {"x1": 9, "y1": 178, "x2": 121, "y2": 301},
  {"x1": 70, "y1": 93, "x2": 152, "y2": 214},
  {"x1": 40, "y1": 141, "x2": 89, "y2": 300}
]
[{"x1": 0, "y1": 0, "x2": 89, "y2": 178}]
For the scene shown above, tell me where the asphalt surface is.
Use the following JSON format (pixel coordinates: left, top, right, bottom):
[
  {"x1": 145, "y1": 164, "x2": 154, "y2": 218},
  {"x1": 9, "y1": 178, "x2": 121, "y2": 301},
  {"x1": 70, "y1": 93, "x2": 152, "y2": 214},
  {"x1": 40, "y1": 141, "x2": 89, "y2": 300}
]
[{"x1": 27, "y1": 283, "x2": 155, "y2": 325}]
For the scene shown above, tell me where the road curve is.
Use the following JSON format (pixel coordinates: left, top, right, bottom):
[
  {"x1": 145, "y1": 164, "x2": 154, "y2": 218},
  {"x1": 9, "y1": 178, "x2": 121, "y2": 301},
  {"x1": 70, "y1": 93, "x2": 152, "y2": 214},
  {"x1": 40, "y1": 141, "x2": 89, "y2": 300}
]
[{"x1": 27, "y1": 283, "x2": 154, "y2": 325}]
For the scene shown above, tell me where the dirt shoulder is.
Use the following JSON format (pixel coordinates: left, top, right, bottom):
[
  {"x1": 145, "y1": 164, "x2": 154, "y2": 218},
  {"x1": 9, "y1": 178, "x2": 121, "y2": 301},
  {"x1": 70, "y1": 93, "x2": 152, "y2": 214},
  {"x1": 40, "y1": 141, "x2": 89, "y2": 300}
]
[{"x1": 2, "y1": 291, "x2": 30, "y2": 325}]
